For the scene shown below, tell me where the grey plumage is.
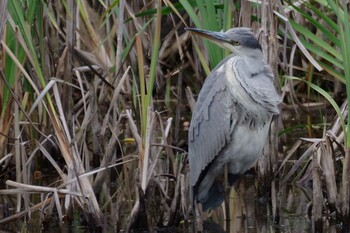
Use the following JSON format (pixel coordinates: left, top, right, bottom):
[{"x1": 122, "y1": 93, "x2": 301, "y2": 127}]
[{"x1": 187, "y1": 27, "x2": 281, "y2": 211}]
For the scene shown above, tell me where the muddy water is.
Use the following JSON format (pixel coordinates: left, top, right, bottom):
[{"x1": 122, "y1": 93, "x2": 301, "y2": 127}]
[
  {"x1": 1, "y1": 175, "x2": 327, "y2": 233},
  {"x1": 179, "y1": 175, "x2": 315, "y2": 233}
]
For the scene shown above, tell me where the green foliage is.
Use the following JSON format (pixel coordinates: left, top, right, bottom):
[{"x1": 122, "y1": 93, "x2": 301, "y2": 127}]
[
  {"x1": 1, "y1": 0, "x2": 27, "y2": 117},
  {"x1": 126, "y1": 0, "x2": 197, "y2": 21},
  {"x1": 288, "y1": 1, "x2": 343, "y2": 82},
  {"x1": 288, "y1": 0, "x2": 350, "y2": 145},
  {"x1": 179, "y1": 0, "x2": 232, "y2": 70},
  {"x1": 137, "y1": 1, "x2": 162, "y2": 139},
  {"x1": 8, "y1": 0, "x2": 46, "y2": 86}
]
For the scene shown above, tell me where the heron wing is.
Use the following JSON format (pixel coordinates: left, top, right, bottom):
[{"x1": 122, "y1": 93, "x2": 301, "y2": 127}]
[
  {"x1": 249, "y1": 66, "x2": 281, "y2": 114},
  {"x1": 188, "y1": 57, "x2": 239, "y2": 187}
]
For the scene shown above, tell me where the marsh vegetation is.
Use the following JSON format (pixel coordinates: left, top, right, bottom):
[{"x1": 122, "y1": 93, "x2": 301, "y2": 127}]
[{"x1": 0, "y1": 0, "x2": 350, "y2": 232}]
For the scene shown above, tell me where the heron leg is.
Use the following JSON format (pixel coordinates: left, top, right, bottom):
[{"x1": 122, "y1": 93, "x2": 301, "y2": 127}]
[{"x1": 225, "y1": 172, "x2": 240, "y2": 231}]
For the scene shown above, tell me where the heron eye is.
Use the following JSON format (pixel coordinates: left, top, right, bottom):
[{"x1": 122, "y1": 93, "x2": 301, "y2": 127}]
[{"x1": 233, "y1": 41, "x2": 240, "y2": 46}]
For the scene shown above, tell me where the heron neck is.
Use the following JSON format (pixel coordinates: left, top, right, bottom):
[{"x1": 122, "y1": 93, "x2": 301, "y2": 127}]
[{"x1": 240, "y1": 50, "x2": 265, "y2": 75}]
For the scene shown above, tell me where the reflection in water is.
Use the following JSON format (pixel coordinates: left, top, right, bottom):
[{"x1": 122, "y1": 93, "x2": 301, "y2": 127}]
[
  {"x1": 186, "y1": 175, "x2": 314, "y2": 233},
  {"x1": 1, "y1": 175, "x2": 337, "y2": 232}
]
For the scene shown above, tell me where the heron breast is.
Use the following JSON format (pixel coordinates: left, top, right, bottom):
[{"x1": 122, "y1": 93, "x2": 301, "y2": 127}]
[{"x1": 222, "y1": 120, "x2": 271, "y2": 175}]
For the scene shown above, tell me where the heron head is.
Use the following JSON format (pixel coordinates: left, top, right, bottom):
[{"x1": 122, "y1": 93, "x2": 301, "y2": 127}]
[{"x1": 185, "y1": 27, "x2": 262, "y2": 56}]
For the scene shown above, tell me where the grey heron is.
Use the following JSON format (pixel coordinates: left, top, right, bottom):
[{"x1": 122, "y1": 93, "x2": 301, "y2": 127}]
[{"x1": 186, "y1": 27, "x2": 281, "y2": 211}]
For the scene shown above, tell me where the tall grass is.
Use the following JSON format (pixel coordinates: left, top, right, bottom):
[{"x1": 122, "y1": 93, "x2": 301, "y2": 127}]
[
  {"x1": 0, "y1": 0, "x2": 186, "y2": 230},
  {"x1": 1, "y1": 0, "x2": 102, "y2": 225}
]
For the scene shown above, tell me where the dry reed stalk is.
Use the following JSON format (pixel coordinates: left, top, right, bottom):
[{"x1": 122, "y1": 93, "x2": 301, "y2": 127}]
[
  {"x1": 124, "y1": 109, "x2": 144, "y2": 230},
  {"x1": 167, "y1": 161, "x2": 184, "y2": 226},
  {"x1": 147, "y1": 117, "x2": 173, "y2": 186},
  {"x1": 320, "y1": 137, "x2": 338, "y2": 215},
  {"x1": 228, "y1": 185, "x2": 244, "y2": 232},
  {"x1": 257, "y1": 8, "x2": 282, "y2": 216},
  {"x1": 50, "y1": 157, "x2": 136, "y2": 189},
  {"x1": 124, "y1": 105, "x2": 176, "y2": 230},
  {"x1": 280, "y1": 142, "x2": 314, "y2": 187},
  {"x1": 255, "y1": 7, "x2": 281, "y2": 221},
  {"x1": 115, "y1": 0, "x2": 125, "y2": 78},
  {"x1": 241, "y1": 0, "x2": 252, "y2": 27},
  {"x1": 51, "y1": 83, "x2": 102, "y2": 222},
  {"x1": 92, "y1": 131, "x2": 118, "y2": 193},
  {"x1": 342, "y1": 148, "x2": 350, "y2": 228},
  {"x1": 63, "y1": 0, "x2": 75, "y2": 125},
  {"x1": 141, "y1": 108, "x2": 155, "y2": 192},
  {"x1": 185, "y1": 87, "x2": 196, "y2": 112},
  {"x1": 0, "y1": 194, "x2": 64, "y2": 225},
  {"x1": 14, "y1": 74, "x2": 21, "y2": 213},
  {"x1": 0, "y1": 0, "x2": 7, "y2": 39},
  {"x1": 3, "y1": 179, "x2": 79, "y2": 222},
  {"x1": 3, "y1": 180, "x2": 83, "y2": 196},
  {"x1": 312, "y1": 148, "x2": 323, "y2": 232},
  {"x1": 79, "y1": 0, "x2": 112, "y2": 70},
  {"x1": 276, "y1": 139, "x2": 302, "y2": 175},
  {"x1": 271, "y1": 179, "x2": 277, "y2": 225}
]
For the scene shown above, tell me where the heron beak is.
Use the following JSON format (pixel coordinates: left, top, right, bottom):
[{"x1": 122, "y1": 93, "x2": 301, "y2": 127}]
[{"x1": 185, "y1": 28, "x2": 231, "y2": 44}]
